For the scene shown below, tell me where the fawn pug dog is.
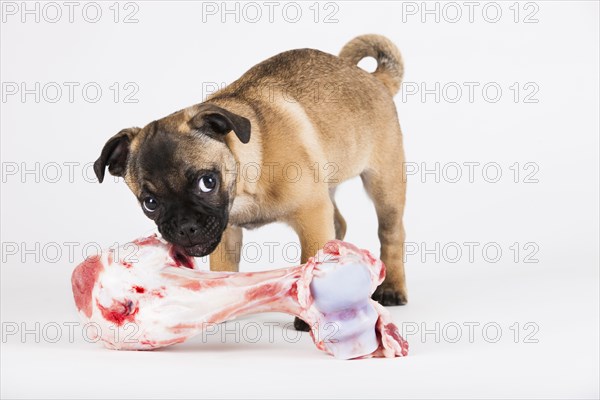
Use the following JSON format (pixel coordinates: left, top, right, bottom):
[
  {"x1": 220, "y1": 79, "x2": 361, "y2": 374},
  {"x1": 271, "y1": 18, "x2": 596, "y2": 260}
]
[{"x1": 94, "y1": 34, "x2": 408, "y2": 330}]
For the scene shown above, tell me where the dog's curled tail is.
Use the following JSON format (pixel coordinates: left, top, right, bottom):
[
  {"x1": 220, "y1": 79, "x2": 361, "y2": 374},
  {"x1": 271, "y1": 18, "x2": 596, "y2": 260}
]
[{"x1": 339, "y1": 34, "x2": 404, "y2": 96}]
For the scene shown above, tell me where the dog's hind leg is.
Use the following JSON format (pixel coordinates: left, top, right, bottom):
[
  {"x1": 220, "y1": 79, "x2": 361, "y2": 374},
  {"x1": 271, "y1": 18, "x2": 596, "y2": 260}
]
[
  {"x1": 360, "y1": 145, "x2": 408, "y2": 306},
  {"x1": 329, "y1": 187, "x2": 347, "y2": 240}
]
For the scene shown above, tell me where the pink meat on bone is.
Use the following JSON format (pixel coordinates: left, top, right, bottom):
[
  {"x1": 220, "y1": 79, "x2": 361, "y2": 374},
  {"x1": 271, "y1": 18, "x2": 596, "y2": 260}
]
[{"x1": 71, "y1": 235, "x2": 408, "y2": 359}]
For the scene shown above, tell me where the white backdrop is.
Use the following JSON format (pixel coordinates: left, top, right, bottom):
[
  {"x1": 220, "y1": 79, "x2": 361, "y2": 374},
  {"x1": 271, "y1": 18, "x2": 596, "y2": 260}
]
[{"x1": 1, "y1": 1, "x2": 598, "y2": 398}]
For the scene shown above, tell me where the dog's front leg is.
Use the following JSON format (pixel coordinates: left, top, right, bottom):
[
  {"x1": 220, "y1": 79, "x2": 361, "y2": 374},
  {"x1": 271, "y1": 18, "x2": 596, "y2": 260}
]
[
  {"x1": 209, "y1": 225, "x2": 243, "y2": 272},
  {"x1": 288, "y1": 196, "x2": 336, "y2": 331}
]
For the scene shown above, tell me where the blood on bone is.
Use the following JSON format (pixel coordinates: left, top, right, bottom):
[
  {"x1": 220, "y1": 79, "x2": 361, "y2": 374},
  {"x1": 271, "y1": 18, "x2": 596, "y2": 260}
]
[
  {"x1": 71, "y1": 255, "x2": 104, "y2": 318},
  {"x1": 140, "y1": 337, "x2": 186, "y2": 348},
  {"x1": 288, "y1": 282, "x2": 298, "y2": 298},
  {"x1": 170, "y1": 323, "x2": 198, "y2": 333},
  {"x1": 323, "y1": 241, "x2": 341, "y2": 256},
  {"x1": 245, "y1": 283, "x2": 283, "y2": 300},
  {"x1": 72, "y1": 235, "x2": 409, "y2": 359},
  {"x1": 182, "y1": 281, "x2": 201, "y2": 291},
  {"x1": 212, "y1": 269, "x2": 304, "y2": 318},
  {"x1": 132, "y1": 235, "x2": 162, "y2": 247},
  {"x1": 161, "y1": 273, "x2": 230, "y2": 291},
  {"x1": 96, "y1": 299, "x2": 138, "y2": 326},
  {"x1": 385, "y1": 323, "x2": 404, "y2": 346},
  {"x1": 169, "y1": 245, "x2": 195, "y2": 269}
]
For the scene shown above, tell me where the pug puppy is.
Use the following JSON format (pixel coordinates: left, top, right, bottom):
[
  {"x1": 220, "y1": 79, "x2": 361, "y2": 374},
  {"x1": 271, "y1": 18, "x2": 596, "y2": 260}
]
[{"x1": 94, "y1": 34, "x2": 408, "y2": 330}]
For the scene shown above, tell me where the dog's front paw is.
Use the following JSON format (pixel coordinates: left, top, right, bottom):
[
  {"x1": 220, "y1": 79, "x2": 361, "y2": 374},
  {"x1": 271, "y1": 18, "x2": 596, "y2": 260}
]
[{"x1": 372, "y1": 284, "x2": 407, "y2": 306}]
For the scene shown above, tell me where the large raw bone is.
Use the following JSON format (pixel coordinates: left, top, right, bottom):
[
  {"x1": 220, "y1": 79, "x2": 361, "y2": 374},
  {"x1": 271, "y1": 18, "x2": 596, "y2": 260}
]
[{"x1": 71, "y1": 235, "x2": 408, "y2": 359}]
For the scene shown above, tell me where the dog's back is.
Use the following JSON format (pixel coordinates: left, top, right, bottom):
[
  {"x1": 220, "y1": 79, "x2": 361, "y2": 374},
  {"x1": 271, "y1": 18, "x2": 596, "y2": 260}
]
[{"x1": 209, "y1": 35, "x2": 404, "y2": 180}]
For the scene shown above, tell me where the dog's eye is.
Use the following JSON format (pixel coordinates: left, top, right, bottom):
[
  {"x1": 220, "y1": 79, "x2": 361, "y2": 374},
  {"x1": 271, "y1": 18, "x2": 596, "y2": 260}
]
[
  {"x1": 142, "y1": 196, "x2": 158, "y2": 212},
  {"x1": 199, "y1": 174, "x2": 217, "y2": 193}
]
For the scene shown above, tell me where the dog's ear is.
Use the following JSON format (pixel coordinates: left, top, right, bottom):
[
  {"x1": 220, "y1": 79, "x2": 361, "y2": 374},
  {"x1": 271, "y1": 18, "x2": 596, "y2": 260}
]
[
  {"x1": 94, "y1": 127, "x2": 141, "y2": 183},
  {"x1": 189, "y1": 104, "x2": 251, "y2": 144}
]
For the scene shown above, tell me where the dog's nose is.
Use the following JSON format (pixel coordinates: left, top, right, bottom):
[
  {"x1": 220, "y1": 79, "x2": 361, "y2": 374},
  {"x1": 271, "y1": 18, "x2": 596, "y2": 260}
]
[{"x1": 177, "y1": 221, "x2": 200, "y2": 240}]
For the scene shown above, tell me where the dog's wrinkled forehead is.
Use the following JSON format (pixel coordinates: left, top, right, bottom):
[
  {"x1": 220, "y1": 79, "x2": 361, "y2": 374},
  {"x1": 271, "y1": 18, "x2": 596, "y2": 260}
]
[
  {"x1": 137, "y1": 125, "x2": 184, "y2": 181},
  {"x1": 127, "y1": 118, "x2": 228, "y2": 196}
]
